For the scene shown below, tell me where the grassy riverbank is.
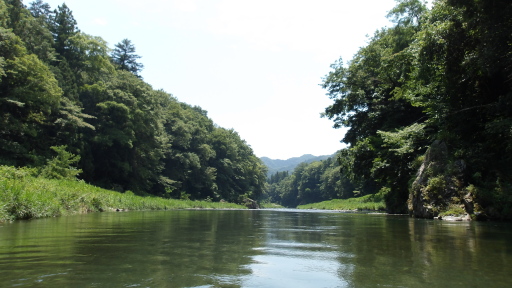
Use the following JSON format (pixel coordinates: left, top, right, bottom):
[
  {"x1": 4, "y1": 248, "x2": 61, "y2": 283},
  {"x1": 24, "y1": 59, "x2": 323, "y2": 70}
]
[
  {"x1": 259, "y1": 202, "x2": 285, "y2": 209},
  {"x1": 0, "y1": 166, "x2": 245, "y2": 223},
  {"x1": 297, "y1": 192, "x2": 386, "y2": 211}
]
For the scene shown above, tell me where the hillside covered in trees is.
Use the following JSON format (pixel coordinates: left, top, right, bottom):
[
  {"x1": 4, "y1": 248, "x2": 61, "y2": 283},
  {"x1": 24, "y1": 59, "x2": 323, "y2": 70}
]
[
  {"x1": 0, "y1": 0, "x2": 267, "y2": 203},
  {"x1": 260, "y1": 154, "x2": 333, "y2": 176},
  {"x1": 2, "y1": 0, "x2": 511, "y2": 221},
  {"x1": 263, "y1": 152, "x2": 355, "y2": 207},
  {"x1": 264, "y1": 0, "x2": 512, "y2": 221},
  {"x1": 321, "y1": 0, "x2": 512, "y2": 220}
]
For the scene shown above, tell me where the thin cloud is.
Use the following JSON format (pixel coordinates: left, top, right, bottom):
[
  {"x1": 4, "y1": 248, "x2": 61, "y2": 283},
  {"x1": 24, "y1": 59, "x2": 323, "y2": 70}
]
[
  {"x1": 174, "y1": 0, "x2": 198, "y2": 12},
  {"x1": 207, "y1": 0, "x2": 394, "y2": 57},
  {"x1": 92, "y1": 18, "x2": 108, "y2": 26}
]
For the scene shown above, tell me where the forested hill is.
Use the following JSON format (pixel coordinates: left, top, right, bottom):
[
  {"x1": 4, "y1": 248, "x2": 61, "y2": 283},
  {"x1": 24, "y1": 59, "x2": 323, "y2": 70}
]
[
  {"x1": 0, "y1": 0, "x2": 267, "y2": 202},
  {"x1": 260, "y1": 154, "x2": 333, "y2": 176},
  {"x1": 263, "y1": 152, "x2": 357, "y2": 207},
  {"x1": 321, "y1": 0, "x2": 512, "y2": 220}
]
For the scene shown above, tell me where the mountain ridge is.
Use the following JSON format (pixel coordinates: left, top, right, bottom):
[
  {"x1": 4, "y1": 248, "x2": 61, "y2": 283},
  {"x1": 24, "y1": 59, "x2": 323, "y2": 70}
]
[{"x1": 260, "y1": 153, "x2": 335, "y2": 176}]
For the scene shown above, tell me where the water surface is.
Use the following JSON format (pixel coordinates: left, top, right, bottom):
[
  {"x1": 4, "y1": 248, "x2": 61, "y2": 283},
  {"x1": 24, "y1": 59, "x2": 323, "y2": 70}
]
[{"x1": 0, "y1": 209, "x2": 511, "y2": 287}]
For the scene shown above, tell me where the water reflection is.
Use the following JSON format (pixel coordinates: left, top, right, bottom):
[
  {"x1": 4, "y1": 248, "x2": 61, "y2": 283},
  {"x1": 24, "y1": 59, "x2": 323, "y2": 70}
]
[
  {"x1": 0, "y1": 210, "x2": 263, "y2": 287},
  {"x1": 246, "y1": 211, "x2": 512, "y2": 288},
  {"x1": 0, "y1": 210, "x2": 511, "y2": 287},
  {"x1": 245, "y1": 210, "x2": 347, "y2": 287}
]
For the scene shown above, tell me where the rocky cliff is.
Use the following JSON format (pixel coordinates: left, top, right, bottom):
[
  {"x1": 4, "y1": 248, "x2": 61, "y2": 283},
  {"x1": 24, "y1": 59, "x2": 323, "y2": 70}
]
[{"x1": 408, "y1": 141, "x2": 474, "y2": 220}]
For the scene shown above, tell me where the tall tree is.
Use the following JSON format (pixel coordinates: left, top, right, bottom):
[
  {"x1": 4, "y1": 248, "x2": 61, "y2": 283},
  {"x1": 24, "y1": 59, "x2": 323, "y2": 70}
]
[
  {"x1": 5, "y1": 0, "x2": 57, "y2": 63},
  {"x1": 79, "y1": 71, "x2": 168, "y2": 193},
  {"x1": 0, "y1": 0, "x2": 8, "y2": 27},
  {"x1": 111, "y1": 38, "x2": 144, "y2": 77},
  {"x1": 0, "y1": 0, "x2": 268, "y2": 203},
  {"x1": 28, "y1": 0, "x2": 51, "y2": 18},
  {"x1": 0, "y1": 27, "x2": 62, "y2": 166},
  {"x1": 405, "y1": 0, "x2": 512, "y2": 218},
  {"x1": 322, "y1": 0, "x2": 428, "y2": 213},
  {"x1": 4, "y1": 0, "x2": 26, "y2": 34},
  {"x1": 51, "y1": 3, "x2": 78, "y2": 61}
]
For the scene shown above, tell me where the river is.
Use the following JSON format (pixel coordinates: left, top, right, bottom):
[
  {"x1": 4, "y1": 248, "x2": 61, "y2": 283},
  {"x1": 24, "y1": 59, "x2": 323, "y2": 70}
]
[{"x1": 0, "y1": 209, "x2": 511, "y2": 287}]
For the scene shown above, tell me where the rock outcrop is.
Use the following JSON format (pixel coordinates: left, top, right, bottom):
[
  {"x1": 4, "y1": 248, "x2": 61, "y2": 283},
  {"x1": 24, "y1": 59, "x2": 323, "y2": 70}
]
[
  {"x1": 243, "y1": 198, "x2": 260, "y2": 209},
  {"x1": 408, "y1": 141, "x2": 472, "y2": 219}
]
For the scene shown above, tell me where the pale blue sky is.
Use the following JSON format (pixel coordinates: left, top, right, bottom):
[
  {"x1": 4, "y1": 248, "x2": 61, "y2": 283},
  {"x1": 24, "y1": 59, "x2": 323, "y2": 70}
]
[{"x1": 43, "y1": 0, "x2": 399, "y2": 159}]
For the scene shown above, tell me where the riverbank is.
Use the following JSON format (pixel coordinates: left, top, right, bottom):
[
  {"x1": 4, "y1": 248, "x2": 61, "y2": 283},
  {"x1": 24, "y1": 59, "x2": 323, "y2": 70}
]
[
  {"x1": 0, "y1": 166, "x2": 245, "y2": 223},
  {"x1": 296, "y1": 193, "x2": 386, "y2": 211},
  {"x1": 259, "y1": 202, "x2": 285, "y2": 209}
]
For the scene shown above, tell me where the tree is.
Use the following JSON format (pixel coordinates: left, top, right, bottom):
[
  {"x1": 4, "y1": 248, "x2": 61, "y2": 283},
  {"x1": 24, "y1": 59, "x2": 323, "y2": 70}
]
[
  {"x1": 79, "y1": 71, "x2": 168, "y2": 193},
  {"x1": 0, "y1": 0, "x2": 8, "y2": 27},
  {"x1": 404, "y1": 0, "x2": 512, "y2": 218},
  {"x1": 111, "y1": 38, "x2": 144, "y2": 76},
  {"x1": 321, "y1": 0, "x2": 512, "y2": 218},
  {"x1": 67, "y1": 32, "x2": 115, "y2": 83},
  {"x1": 0, "y1": 0, "x2": 268, "y2": 203},
  {"x1": 4, "y1": 0, "x2": 26, "y2": 35},
  {"x1": 2, "y1": 0, "x2": 55, "y2": 63},
  {"x1": 0, "y1": 27, "x2": 63, "y2": 166},
  {"x1": 40, "y1": 145, "x2": 82, "y2": 180},
  {"x1": 209, "y1": 127, "x2": 266, "y2": 202},
  {"x1": 322, "y1": 0, "x2": 428, "y2": 213},
  {"x1": 51, "y1": 3, "x2": 78, "y2": 61},
  {"x1": 160, "y1": 100, "x2": 217, "y2": 199},
  {"x1": 28, "y1": 0, "x2": 51, "y2": 18}
]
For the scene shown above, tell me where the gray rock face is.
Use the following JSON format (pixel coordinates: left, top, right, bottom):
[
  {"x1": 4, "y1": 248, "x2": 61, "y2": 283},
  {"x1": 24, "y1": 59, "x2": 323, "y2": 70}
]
[
  {"x1": 408, "y1": 140, "x2": 469, "y2": 219},
  {"x1": 409, "y1": 141, "x2": 448, "y2": 218},
  {"x1": 243, "y1": 198, "x2": 260, "y2": 209}
]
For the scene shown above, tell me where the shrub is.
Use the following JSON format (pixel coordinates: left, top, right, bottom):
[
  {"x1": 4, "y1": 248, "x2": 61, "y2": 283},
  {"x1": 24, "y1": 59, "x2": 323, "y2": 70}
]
[{"x1": 39, "y1": 146, "x2": 82, "y2": 180}]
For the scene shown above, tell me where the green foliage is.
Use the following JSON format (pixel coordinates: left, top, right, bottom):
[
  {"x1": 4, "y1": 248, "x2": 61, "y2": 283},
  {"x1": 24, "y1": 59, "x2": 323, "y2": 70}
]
[
  {"x1": 0, "y1": 1, "x2": 8, "y2": 27},
  {"x1": 0, "y1": 2, "x2": 267, "y2": 206},
  {"x1": 258, "y1": 201, "x2": 284, "y2": 209},
  {"x1": 2, "y1": 0, "x2": 56, "y2": 63},
  {"x1": 321, "y1": 1, "x2": 429, "y2": 213},
  {"x1": 423, "y1": 176, "x2": 446, "y2": 200},
  {"x1": 378, "y1": 123, "x2": 426, "y2": 155},
  {"x1": 40, "y1": 145, "x2": 82, "y2": 180},
  {"x1": 263, "y1": 153, "x2": 355, "y2": 207},
  {"x1": 0, "y1": 26, "x2": 63, "y2": 166},
  {"x1": 51, "y1": 3, "x2": 78, "y2": 60},
  {"x1": 0, "y1": 165, "x2": 245, "y2": 222},
  {"x1": 439, "y1": 204, "x2": 465, "y2": 217},
  {"x1": 111, "y1": 38, "x2": 143, "y2": 76},
  {"x1": 0, "y1": 165, "x2": 38, "y2": 179},
  {"x1": 67, "y1": 32, "x2": 115, "y2": 83},
  {"x1": 297, "y1": 191, "x2": 386, "y2": 211},
  {"x1": 322, "y1": 0, "x2": 512, "y2": 218},
  {"x1": 209, "y1": 127, "x2": 267, "y2": 202},
  {"x1": 28, "y1": 0, "x2": 52, "y2": 19}
]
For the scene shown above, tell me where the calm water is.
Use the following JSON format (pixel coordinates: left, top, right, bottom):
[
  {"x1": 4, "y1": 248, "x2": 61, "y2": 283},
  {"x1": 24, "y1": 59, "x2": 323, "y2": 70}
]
[{"x1": 0, "y1": 210, "x2": 511, "y2": 288}]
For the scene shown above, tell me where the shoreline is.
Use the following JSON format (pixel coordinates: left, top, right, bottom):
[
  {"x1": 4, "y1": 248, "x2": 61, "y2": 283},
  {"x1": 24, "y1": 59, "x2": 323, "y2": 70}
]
[{"x1": 0, "y1": 167, "x2": 246, "y2": 223}]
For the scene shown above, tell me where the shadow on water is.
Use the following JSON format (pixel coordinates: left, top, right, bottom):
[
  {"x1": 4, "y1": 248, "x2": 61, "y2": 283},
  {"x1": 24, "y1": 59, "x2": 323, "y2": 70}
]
[
  {"x1": 0, "y1": 209, "x2": 511, "y2": 287},
  {"x1": 0, "y1": 210, "x2": 263, "y2": 287}
]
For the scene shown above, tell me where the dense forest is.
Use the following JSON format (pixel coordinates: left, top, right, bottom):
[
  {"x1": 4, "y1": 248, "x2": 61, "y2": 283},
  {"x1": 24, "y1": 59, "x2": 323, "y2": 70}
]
[
  {"x1": 265, "y1": 0, "x2": 512, "y2": 220},
  {"x1": 263, "y1": 153, "x2": 355, "y2": 207},
  {"x1": 0, "y1": 0, "x2": 267, "y2": 203},
  {"x1": 260, "y1": 154, "x2": 333, "y2": 176},
  {"x1": 2, "y1": 0, "x2": 511, "y2": 220},
  {"x1": 322, "y1": 0, "x2": 511, "y2": 219}
]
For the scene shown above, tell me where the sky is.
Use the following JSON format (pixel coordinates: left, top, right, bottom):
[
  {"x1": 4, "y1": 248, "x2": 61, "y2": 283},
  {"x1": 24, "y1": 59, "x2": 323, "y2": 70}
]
[{"x1": 43, "y1": 0, "x2": 399, "y2": 160}]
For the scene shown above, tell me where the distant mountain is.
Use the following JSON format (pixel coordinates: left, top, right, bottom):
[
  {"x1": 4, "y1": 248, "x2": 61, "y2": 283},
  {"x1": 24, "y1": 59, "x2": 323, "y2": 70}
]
[{"x1": 261, "y1": 154, "x2": 335, "y2": 176}]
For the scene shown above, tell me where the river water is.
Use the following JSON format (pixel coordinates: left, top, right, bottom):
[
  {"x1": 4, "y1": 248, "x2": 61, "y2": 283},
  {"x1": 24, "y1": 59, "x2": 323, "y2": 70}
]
[{"x1": 0, "y1": 209, "x2": 511, "y2": 287}]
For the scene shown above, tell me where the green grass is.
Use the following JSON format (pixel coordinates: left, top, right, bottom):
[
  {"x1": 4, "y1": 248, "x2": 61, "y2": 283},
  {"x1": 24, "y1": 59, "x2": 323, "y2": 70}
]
[
  {"x1": 0, "y1": 166, "x2": 245, "y2": 222},
  {"x1": 297, "y1": 193, "x2": 386, "y2": 211},
  {"x1": 439, "y1": 204, "x2": 466, "y2": 217},
  {"x1": 259, "y1": 202, "x2": 284, "y2": 209}
]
